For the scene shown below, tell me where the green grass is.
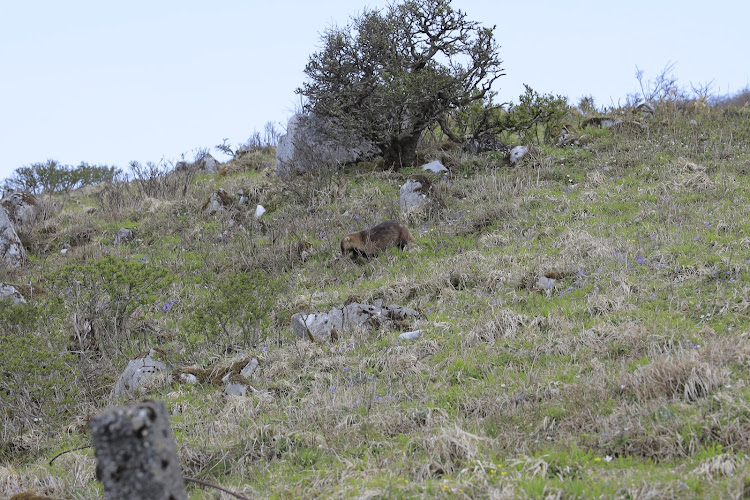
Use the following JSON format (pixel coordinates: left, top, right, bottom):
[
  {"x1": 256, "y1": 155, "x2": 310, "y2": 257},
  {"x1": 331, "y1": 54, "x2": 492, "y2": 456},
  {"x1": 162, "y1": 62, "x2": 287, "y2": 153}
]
[{"x1": 3, "y1": 103, "x2": 750, "y2": 499}]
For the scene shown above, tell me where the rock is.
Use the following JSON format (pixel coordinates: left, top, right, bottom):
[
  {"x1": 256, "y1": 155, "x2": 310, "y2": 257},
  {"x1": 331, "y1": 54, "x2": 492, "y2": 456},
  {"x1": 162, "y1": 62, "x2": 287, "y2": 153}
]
[
  {"x1": 223, "y1": 373, "x2": 256, "y2": 397},
  {"x1": 1, "y1": 190, "x2": 39, "y2": 226},
  {"x1": 636, "y1": 102, "x2": 655, "y2": 117},
  {"x1": 111, "y1": 349, "x2": 169, "y2": 397},
  {"x1": 400, "y1": 175, "x2": 443, "y2": 217},
  {"x1": 398, "y1": 330, "x2": 422, "y2": 340},
  {"x1": 196, "y1": 153, "x2": 220, "y2": 174},
  {"x1": 89, "y1": 401, "x2": 186, "y2": 500},
  {"x1": 537, "y1": 277, "x2": 556, "y2": 289},
  {"x1": 0, "y1": 283, "x2": 26, "y2": 304},
  {"x1": 509, "y1": 146, "x2": 529, "y2": 165},
  {"x1": 421, "y1": 160, "x2": 448, "y2": 174},
  {"x1": 202, "y1": 189, "x2": 233, "y2": 215},
  {"x1": 276, "y1": 113, "x2": 378, "y2": 174},
  {"x1": 113, "y1": 228, "x2": 134, "y2": 245},
  {"x1": 254, "y1": 204, "x2": 266, "y2": 218},
  {"x1": 0, "y1": 205, "x2": 26, "y2": 268},
  {"x1": 240, "y1": 358, "x2": 259, "y2": 378},
  {"x1": 293, "y1": 301, "x2": 421, "y2": 342}
]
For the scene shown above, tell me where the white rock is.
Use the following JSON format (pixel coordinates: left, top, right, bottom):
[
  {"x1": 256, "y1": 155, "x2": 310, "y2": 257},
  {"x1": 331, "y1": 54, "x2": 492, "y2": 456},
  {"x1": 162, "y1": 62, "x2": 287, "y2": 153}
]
[
  {"x1": 398, "y1": 330, "x2": 422, "y2": 340},
  {"x1": 421, "y1": 160, "x2": 448, "y2": 174},
  {"x1": 509, "y1": 146, "x2": 529, "y2": 165},
  {"x1": 255, "y1": 204, "x2": 266, "y2": 218},
  {"x1": 0, "y1": 205, "x2": 26, "y2": 267}
]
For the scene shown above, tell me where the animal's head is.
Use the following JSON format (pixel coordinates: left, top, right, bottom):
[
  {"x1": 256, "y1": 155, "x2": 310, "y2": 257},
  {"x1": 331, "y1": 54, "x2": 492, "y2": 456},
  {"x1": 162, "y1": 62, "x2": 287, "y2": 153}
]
[{"x1": 340, "y1": 236, "x2": 352, "y2": 255}]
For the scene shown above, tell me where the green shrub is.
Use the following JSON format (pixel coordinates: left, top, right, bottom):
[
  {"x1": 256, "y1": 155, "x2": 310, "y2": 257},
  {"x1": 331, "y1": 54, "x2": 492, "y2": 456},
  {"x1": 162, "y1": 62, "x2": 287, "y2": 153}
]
[
  {"x1": 50, "y1": 255, "x2": 175, "y2": 357},
  {"x1": 185, "y1": 269, "x2": 281, "y2": 352},
  {"x1": 0, "y1": 300, "x2": 79, "y2": 444}
]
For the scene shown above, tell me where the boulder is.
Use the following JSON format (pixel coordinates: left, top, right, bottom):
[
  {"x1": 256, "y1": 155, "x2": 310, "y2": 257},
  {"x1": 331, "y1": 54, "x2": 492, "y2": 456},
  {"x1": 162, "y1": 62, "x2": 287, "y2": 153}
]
[
  {"x1": 0, "y1": 205, "x2": 26, "y2": 268},
  {"x1": 421, "y1": 160, "x2": 448, "y2": 174},
  {"x1": 1, "y1": 190, "x2": 39, "y2": 226},
  {"x1": 196, "y1": 153, "x2": 219, "y2": 174},
  {"x1": 509, "y1": 146, "x2": 529, "y2": 165},
  {"x1": 0, "y1": 283, "x2": 26, "y2": 304},
  {"x1": 276, "y1": 113, "x2": 377, "y2": 174},
  {"x1": 113, "y1": 228, "x2": 134, "y2": 245},
  {"x1": 400, "y1": 174, "x2": 443, "y2": 216},
  {"x1": 292, "y1": 301, "x2": 421, "y2": 342},
  {"x1": 111, "y1": 349, "x2": 169, "y2": 397},
  {"x1": 202, "y1": 189, "x2": 233, "y2": 215}
]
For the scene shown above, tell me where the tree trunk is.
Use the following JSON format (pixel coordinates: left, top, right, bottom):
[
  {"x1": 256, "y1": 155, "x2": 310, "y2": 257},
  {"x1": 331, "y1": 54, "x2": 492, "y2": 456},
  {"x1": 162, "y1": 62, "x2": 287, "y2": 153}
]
[{"x1": 382, "y1": 133, "x2": 421, "y2": 169}]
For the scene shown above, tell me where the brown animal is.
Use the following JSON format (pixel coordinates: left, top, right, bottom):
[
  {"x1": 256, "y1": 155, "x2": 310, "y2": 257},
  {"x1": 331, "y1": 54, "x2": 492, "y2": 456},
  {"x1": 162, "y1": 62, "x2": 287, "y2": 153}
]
[{"x1": 340, "y1": 220, "x2": 413, "y2": 258}]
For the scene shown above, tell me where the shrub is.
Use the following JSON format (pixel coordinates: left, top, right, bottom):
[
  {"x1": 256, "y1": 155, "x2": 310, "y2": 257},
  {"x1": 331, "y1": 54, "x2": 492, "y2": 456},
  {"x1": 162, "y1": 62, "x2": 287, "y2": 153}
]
[
  {"x1": 50, "y1": 255, "x2": 175, "y2": 358},
  {"x1": 185, "y1": 269, "x2": 281, "y2": 352},
  {"x1": 0, "y1": 300, "x2": 79, "y2": 446},
  {"x1": 2, "y1": 159, "x2": 119, "y2": 194}
]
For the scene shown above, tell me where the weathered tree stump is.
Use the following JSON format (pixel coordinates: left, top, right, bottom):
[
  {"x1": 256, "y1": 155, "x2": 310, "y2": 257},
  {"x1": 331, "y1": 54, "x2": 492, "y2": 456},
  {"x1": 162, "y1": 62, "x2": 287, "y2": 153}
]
[{"x1": 90, "y1": 400, "x2": 186, "y2": 500}]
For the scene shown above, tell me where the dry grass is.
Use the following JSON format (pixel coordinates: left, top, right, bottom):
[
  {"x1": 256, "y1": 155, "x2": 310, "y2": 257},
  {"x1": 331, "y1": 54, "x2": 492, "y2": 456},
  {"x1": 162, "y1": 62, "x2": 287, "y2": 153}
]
[{"x1": 4, "y1": 101, "x2": 750, "y2": 498}]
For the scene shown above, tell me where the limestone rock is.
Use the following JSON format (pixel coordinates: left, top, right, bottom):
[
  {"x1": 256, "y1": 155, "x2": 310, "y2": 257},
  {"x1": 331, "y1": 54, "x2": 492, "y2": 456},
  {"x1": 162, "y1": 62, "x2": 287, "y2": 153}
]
[
  {"x1": 400, "y1": 174, "x2": 443, "y2": 217},
  {"x1": 509, "y1": 146, "x2": 529, "y2": 165},
  {"x1": 111, "y1": 349, "x2": 169, "y2": 397},
  {"x1": 293, "y1": 301, "x2": 421, "y2": 342},
  {"x1": 0, "y1": 283, "x2": 26, "y2": 304},
  {"x1": 1, "y1": 190, "x2": 39, "y2": 226},
  {"x1": 90, "y1": 401, "x2": 186, "y2": 500},
  {"x1": 0, "y1": 205, "x2": 26, "y2": 268},
  {"x1": 196, "y1": 153, "x2": 219, "y2": 174},
  {"x1": 276, "y1": 113, "x2": 377, "y2": 174},
  {"x1": 113, "y1": 228, "x2": 134, "y2": 245},
  {"x1": 421, "y1": 160, "x2": 448, "y2": 174},
  {"x1": 202, "y1": 189, "x2": 233, "y2": 215}
]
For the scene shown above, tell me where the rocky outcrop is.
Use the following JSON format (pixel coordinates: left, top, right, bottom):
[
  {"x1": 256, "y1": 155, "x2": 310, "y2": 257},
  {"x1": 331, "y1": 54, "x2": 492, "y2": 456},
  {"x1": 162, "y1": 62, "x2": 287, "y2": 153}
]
[
  {"x1": 292, "y1": 301, "x2": 421, "y2": 342},
  {"x1": 0, "y1": 205, "x2": 26, "y2": 268},
  {"x1": 0, "y1": 283, "x2": 26, "y2": 304},
  {"x1": 111, "y1": 349, "x2": 170, "y2": 397},
  {"x1": 276, "y1": 113, "x2": 377, "y2": 174},
  {"x1": 1, "y1": 190, "x2": 39, "y2": 226},
  {"x1": 202, "y1": 189, "x2": 233, "y2": 215}
]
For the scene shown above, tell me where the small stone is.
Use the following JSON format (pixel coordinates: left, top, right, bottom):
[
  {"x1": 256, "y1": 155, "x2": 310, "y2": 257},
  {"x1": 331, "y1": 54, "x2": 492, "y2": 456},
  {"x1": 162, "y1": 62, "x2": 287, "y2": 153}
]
[{"x1": 398, "y1": 330, "x2": 422, "y2": 340}]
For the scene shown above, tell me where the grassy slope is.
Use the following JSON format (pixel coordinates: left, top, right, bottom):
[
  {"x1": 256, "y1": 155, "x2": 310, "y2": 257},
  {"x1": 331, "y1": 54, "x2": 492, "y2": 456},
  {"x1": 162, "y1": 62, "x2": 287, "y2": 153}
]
[{"x1": 2, "y1": 104, "x2": 750, "y2": 499}]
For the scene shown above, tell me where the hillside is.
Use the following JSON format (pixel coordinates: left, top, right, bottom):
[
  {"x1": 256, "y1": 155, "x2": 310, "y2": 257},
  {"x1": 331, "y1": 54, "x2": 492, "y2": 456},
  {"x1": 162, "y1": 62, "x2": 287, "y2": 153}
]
[{"x1": 2, "y1": 101, "x2": 750, "y2": 499}]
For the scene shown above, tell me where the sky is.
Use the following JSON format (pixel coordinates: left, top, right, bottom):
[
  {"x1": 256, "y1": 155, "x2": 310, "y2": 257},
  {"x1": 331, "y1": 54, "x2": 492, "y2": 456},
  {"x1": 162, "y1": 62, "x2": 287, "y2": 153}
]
[{"x1": 1, "y1": 0, "x2": 748, "y2": 182}]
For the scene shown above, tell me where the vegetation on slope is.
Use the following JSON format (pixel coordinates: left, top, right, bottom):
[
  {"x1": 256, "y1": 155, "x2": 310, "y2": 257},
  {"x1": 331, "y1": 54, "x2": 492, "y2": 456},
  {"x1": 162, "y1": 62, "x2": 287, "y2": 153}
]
[{"x1": 2, "y1": 94, "x2": 750, "y2": 499}]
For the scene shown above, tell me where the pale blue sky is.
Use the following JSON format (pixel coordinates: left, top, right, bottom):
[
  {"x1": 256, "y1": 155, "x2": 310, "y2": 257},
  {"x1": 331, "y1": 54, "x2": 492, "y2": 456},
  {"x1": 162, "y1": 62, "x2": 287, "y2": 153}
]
[{"x1": 1, "y1": 0, "x2": 748, "y2": 182}]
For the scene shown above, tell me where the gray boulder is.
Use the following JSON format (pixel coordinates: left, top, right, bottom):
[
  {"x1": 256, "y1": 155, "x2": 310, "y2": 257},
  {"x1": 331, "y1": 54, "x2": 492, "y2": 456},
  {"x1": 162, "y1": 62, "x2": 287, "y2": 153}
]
[
  {"x1": 276, "y1": 113, "x2": 377, "y2": 174},
  {"x1": 292, "y1": 301, "x2": 421, "y2": 342},
  {"x1": 196, "y1": 153, "x2": 220, "y2": 174},
  {"x1": 0, "y1": 283, "x2": 26, "y2": 304},
  {"x1": 0, "y1": 205, "x2": 26, "y2": 268},
  {"x1": 111, "y1": 349, "x2": 169, "y2": 397},
  {"x1": 1, "y1": 190, "x2": 39, "y2": 226},
  {"x1": 113, "y1": 228, "x2": 134, "y2": 245}
]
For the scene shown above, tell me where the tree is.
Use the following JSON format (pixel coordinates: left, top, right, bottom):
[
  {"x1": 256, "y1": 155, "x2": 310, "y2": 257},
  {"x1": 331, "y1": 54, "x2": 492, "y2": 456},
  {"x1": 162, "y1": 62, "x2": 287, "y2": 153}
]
[{"x1": 297, "y1": 0, "x2": 504, "y2": 168}]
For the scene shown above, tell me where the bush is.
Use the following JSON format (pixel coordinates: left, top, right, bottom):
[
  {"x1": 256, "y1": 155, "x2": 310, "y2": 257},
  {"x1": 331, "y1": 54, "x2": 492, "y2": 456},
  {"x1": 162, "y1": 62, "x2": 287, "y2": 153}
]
[
  {"x1": 0, "y1": 300, "x2": 79, "y2": 445},
  {"x1": 3, "y1": 159, "x2": 119, "y2": 194},
  {"x1": 50, "y1": 256, "x2": 175, "y2": 358},
  {"x1": 185, "y1": 269, "x2": 281, "y2": 352}
]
